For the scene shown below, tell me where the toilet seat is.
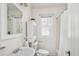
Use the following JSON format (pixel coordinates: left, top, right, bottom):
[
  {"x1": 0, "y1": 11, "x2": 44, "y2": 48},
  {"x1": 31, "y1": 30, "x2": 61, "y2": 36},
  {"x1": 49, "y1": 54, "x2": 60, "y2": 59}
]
[{"x1": 37, "y1": 49, "x2": 49, "y2": 56}]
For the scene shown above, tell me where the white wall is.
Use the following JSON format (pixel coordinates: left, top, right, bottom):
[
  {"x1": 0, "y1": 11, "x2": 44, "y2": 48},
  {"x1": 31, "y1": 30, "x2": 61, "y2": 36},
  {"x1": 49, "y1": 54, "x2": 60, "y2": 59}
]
[
  {"x1": 59, "y1": 3, "x2": 79, "y2": 56},
  {"x1": 0, "y1": 4, "x2": 1, "y2": 39},
  {"x1": 69, "y1": 4, "x2": 79, "y2": 56},
  {"x1": 58, "y1": 9, "x2": 70, "y2": 56},
  {"x1": 31, "y1": 6, "x2": 66, "y2": 55},
  {"x1": 0, "y1": 3, "x2": 31, "y2": 55},
  {"x1": 58, "y1": 4, "x2": 74, "y2": 56}
]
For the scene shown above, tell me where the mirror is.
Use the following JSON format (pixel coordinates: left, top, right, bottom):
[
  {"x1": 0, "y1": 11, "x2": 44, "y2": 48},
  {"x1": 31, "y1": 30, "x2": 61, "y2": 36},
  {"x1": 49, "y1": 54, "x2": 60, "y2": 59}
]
[{"x1": 7, "y1": 3, "x2": 22, "y2": 35}]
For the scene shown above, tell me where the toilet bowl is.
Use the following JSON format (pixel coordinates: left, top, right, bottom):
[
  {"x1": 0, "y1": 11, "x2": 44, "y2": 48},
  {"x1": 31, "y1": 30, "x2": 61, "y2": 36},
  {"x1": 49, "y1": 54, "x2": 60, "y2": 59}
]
[{"x1": 36, "y1": 49, "x2": 49, "y2": 56}]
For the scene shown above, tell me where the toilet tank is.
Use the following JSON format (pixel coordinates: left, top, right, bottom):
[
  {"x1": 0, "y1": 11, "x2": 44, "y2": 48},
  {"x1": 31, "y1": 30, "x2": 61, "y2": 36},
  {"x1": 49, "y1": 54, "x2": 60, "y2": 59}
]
[
  {"x1": 32, "y1": 40, "x2": 38, "y2": 50},
  {"x1": 24, "y1": 41, "x2": 29, "y2": 47}
]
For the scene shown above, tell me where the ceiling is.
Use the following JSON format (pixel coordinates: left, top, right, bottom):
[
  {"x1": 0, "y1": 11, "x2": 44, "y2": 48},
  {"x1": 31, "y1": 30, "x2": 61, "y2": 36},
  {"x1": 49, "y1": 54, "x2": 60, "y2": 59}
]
[{"x1": 30, "y1": 3, "x2": 67, "y2": 8}]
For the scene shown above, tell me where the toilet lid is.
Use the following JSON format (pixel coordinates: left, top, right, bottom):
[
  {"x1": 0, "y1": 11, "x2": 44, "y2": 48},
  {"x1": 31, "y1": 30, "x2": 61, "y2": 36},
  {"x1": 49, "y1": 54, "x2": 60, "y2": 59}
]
[{"x1": 37, "y1": 49, "x2": 49, "y2": 54}]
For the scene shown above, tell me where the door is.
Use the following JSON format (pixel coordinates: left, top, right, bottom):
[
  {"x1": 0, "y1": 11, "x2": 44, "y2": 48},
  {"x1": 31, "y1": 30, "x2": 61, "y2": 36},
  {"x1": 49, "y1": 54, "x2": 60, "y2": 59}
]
[{"x1": 37, "y1": 16, "x2": 60, "y2": 55}]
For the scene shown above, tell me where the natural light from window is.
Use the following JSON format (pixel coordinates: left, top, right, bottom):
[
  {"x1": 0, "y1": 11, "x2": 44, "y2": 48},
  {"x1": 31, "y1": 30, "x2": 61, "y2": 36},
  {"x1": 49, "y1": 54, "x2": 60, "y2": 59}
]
[{"x1": 40, "y1": 16, "x2": 52, "y2": 36}]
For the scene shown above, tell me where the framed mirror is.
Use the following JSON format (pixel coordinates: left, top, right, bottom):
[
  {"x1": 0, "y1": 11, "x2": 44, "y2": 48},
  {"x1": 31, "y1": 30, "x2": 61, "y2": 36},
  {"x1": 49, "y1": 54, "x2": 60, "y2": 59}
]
[{"x1": 7, "y1": 3, "x2": 22, "y2": 35}]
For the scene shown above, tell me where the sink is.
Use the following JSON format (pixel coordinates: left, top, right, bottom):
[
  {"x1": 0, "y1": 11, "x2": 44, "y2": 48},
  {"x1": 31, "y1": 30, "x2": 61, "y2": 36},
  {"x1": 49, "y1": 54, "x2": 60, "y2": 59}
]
[{"x1": 10, "y1": 47, "x2": 35, "y2": 56}]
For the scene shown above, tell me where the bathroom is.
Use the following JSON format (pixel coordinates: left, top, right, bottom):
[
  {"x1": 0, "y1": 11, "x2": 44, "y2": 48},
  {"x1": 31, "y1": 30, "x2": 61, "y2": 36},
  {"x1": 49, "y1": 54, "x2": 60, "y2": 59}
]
[{"x1": 0, "y1": 3, "x2": 79, "y2": 56}]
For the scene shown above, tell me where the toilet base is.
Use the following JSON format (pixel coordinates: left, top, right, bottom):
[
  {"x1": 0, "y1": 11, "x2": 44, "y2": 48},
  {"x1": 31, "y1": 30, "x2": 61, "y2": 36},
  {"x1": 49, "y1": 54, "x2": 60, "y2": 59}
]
[{"x1": 36, "y1": 49, "x2": 49, "y2": 56}]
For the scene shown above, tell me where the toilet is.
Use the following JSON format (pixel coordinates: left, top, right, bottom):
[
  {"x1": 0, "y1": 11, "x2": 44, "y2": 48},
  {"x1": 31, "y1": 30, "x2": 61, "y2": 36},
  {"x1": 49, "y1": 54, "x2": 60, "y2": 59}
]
[
  {"x1": 27, "y1": 37, "x2": 49, "y2": 56},
  {"x1": 32, "y1": 41, "x2": 49, "y2": 56},
  {"x1": 36, "y1": 49, "x2": 49, "y2": 56}
]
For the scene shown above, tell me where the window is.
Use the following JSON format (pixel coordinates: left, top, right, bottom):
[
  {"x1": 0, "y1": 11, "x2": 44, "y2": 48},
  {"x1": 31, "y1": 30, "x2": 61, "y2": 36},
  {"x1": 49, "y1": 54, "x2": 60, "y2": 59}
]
[{"x1": 40, "y1": 16, "x2": 52, "y2": 36}]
